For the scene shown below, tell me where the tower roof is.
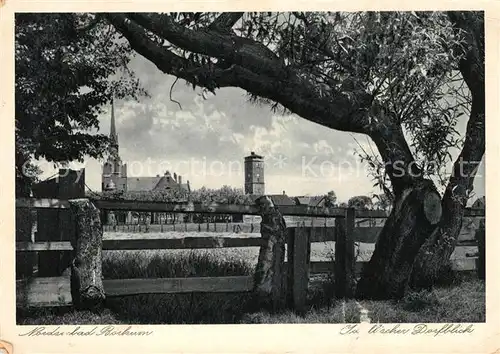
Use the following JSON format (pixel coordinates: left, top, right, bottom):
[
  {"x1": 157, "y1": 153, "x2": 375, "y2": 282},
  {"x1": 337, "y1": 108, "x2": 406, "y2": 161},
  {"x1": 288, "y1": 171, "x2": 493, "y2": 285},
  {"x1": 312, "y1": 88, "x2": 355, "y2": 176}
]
[
  {"x1": 110, "y1": 97, "x2": 118, "y2": 145},
  {"x1": 245, "y1": 151, "x2": 263, "y2": 160}
]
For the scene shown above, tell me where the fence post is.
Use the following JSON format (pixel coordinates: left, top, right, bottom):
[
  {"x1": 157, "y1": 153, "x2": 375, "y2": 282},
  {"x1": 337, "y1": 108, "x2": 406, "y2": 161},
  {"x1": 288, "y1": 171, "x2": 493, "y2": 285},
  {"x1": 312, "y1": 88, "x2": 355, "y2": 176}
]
[
  {"x1": 476, "y1": 218, "x2": 485, "y2": 280},
  {"x1": 68, "y1": 198, "x2": 105, "y2": 310},
  {"x1": 15, "y1": 197, "x2": 35, "y2": 279},
  {"x1": 253, "y1": 196, "x2": 287, "y2": 313},
  {"x1": 286, "y1": 226, "x2": 310, "y2": 314},
  {"x1": 334, "y1": 208, "x2": 355, "y2": 299},
  {"x1": 32, "y1": 168, "x2": 84, "y2": 277},
  {"x1": 145, "y1": 214, "x2": 150, "y2": 233}
]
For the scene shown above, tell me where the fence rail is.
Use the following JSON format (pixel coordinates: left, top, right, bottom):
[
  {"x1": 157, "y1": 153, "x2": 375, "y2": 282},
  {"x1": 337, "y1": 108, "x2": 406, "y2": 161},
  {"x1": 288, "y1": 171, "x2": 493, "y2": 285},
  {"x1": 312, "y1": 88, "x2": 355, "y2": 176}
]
[
  {"x1": 16, "y1": 275, "x2": 255, "y2": 307},
  {"x1": 17, "y1": 197, "x2": 387, "y2": 217},
  {"x1": 16, "y1": 256, "x2": 478, "y2": 308},
  {"x1": 16, "y1": 232, "x2": 477, "y2": 252},
  {"x1": 17, "y1": 197, "x2": 486, "y2": 217},
  {"x1": 16, "y1": 195, "x2": 485, "y2": 312}
]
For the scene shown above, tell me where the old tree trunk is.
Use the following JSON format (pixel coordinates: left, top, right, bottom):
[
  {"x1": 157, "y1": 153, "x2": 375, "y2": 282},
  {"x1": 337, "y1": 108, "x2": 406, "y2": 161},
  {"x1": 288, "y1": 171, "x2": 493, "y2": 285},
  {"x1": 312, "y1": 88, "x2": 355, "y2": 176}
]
[
  {"x1": 355, "y1": 116, "x2": 445, "y2": 299},
  {"x1": 410, "y1": 13, "x2": 485, "y2": 288},
  {"x1": 106, "y1": 12, "x2": 484, "y2": 300},
  {"x1": 358, "y1": 13, "x2": 484, "y2": 298}
]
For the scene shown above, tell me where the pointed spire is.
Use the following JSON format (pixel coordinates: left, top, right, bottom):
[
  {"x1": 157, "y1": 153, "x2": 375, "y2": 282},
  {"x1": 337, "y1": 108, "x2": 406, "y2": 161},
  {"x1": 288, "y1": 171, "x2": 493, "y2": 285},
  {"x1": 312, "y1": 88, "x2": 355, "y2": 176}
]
[{"x1": 110, "y1": 96, "x2": 118, "y2": 144}]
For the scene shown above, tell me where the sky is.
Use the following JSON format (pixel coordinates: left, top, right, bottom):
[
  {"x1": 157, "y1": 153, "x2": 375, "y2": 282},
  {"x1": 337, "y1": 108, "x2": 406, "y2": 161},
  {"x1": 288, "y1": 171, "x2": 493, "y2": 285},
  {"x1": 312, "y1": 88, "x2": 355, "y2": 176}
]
[{"x1": 35, "y1": 53, "x2": 485, "y2": 204}]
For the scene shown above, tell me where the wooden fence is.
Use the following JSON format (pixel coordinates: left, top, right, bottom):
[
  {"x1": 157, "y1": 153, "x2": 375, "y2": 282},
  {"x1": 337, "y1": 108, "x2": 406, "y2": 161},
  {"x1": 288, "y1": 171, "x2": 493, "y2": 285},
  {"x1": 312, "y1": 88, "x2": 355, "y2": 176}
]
[{"x1": 16, "y1": 195, "x2": 485, "y2": 313}]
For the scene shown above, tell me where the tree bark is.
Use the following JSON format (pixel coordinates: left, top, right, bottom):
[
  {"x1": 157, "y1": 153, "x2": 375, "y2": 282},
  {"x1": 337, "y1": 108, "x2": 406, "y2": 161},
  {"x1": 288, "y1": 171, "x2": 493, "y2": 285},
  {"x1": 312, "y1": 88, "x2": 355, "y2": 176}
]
[
  {"x1": 252, "y1": 196, "x2": 287, "y2": 312},
  {"x1": 69, "y1": 198, "x2": 105, "y2": 310},
  {"x1": 356, "y1": 179, "x2": 442, "y2": 299}
]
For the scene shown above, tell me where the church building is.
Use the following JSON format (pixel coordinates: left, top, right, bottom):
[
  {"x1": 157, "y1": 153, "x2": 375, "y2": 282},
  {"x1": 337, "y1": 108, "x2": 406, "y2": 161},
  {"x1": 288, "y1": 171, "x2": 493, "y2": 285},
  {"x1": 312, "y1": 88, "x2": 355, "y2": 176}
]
[{"x1": 101, "y1": 99, "x2": 191, "y2": 194}]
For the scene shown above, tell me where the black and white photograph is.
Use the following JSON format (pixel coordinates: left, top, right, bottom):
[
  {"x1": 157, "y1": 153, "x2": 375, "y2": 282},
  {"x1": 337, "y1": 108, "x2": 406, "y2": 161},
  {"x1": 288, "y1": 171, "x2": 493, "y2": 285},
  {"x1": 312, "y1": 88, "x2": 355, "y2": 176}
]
[{"x1": 9, "y1": 8, "x2": 491, "y2": 343}]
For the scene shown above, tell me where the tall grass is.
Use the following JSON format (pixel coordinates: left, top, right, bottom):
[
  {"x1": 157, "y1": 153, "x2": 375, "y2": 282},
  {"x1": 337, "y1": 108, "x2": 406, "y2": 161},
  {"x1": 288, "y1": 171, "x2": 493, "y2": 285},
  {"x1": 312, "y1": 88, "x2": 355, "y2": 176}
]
[
  {"x1": 363, "y1": 273, "x2": 485, "y2": 323},
  {"x1": 17, "y1": 250, "x2": 485, "y2": 325},
  {"x1": 100, "y1": 250, "x2": 255, "y2": 324}
]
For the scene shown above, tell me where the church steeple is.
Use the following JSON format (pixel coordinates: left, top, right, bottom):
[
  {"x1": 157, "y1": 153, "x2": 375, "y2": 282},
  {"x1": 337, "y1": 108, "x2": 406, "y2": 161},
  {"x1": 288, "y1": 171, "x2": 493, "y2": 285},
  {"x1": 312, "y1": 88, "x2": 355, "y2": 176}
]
[
  {"x1": 110, "y1": 97, "x2": 118, "y2": 146},
  {"x1": 102, "y1": 97, "x2": 127, "y2": 193}
]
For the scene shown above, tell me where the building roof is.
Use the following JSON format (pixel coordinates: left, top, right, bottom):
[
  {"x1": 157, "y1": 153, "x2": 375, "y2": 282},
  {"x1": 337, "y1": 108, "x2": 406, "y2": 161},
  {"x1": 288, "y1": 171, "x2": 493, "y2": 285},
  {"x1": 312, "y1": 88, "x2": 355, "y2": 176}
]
[
  {"x1": 269, "y1": 194, "x2": 296, "y2": 206},
  {"x1": 126, "y1": 176, "x2": 190, "y2": 192},
  {"x1": 472, "y1": 196, "x2": 485, "y2": 209},
  {"x1": 126, "y1": 177, "x2": 163, "y2": 192},
  {"x1": 295, "y1": 196, "x2": 327, "y2": 207},
  {"x1": 295, "y1": 196, "x2": 311, "y2": 205},
  {"x1": 309, "y1": 196, "x2": 327, "y2": 207}
]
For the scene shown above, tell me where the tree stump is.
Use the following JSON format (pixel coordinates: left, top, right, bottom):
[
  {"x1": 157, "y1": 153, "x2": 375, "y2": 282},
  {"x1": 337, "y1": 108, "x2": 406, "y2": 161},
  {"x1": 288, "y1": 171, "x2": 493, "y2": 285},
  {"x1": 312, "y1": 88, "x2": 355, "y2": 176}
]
[
  {"x1": 252, "y1": 196, "x2": 287, "y2": 313},
  {"x1": 69, "y1": 199, "x2": 105, "y2": 310}
]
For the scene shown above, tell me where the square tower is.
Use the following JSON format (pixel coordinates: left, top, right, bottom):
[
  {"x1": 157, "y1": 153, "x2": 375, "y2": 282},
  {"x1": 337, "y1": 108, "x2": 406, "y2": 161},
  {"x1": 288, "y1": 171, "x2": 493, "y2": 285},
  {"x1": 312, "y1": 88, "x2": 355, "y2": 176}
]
[{"x1": 244, "y1": 151, "x2": 265, "y2": 195}]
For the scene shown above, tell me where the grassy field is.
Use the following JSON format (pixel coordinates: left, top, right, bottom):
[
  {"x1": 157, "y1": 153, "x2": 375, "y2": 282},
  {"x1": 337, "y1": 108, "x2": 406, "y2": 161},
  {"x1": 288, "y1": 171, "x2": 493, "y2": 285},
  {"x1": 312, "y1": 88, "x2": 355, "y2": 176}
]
[{"x1": 17, "y1": 234, "x2": 485, "y2": 325}]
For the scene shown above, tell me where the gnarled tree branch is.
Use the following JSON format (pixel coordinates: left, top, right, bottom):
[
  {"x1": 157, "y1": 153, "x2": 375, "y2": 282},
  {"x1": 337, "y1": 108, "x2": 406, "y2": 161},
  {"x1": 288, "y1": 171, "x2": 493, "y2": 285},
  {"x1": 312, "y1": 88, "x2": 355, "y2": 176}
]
[
  {"x1": 127, "y1": 13, "x2": 284, "y2": 78},
  {"x1": 208, "y1": 12, "x2": 244, "y2": 33},
  {"x1": 443, "y1": 11, "x2": 485, "y2": 209},
  {"x1": 105, "y1": 13, "x2": 374, "y2": 134}
]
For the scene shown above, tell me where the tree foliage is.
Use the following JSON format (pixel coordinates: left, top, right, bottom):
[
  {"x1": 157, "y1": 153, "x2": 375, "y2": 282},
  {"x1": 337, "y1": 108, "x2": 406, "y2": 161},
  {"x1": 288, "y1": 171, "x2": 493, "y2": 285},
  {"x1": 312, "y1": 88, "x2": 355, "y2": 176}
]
[
  {"x1": 325, "y1": 190, "x2": 337, "y2": 207},
  {"x1": 90, "y1": 185, "x2": 255, "y2": 204},
  {"x1": 348, "y1": 195, "x2": 373, "y2": 210},
  {"x1": 372, "y1": 193, "x2": 392, "y2": 211},
  {"x1": 15, "y1": 13, "x2": 146, "y2": 194}
]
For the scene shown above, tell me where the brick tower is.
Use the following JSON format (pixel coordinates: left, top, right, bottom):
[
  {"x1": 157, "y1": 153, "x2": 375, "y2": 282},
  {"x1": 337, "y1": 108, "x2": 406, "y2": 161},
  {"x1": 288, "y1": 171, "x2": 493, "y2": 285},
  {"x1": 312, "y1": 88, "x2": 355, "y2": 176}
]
[{"x1": 244, "y1": 151, "x2": 265, "y2": 195}]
